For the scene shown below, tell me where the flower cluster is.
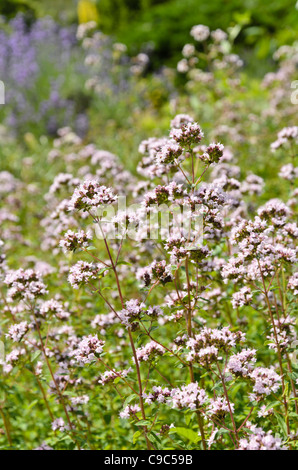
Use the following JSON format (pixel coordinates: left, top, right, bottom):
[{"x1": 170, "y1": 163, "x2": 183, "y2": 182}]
[
  {"x1": 73, "y1": 335, "x2": 105, "y2": 365},
  {"x1": 119, "y1": 404, "x2": 141, "y2": 419},
  {"x1": 6, "y1": 321, "x2": 29, "y2": 343},
  {"x1": 99, "y1": 368, "x2": 132, "y2": 386},
  {"x1": 59, "y1": 229, "x2": 92, "y2": 253},
  {"x1": 238, "y1": 424, "x2": 286, "y2": 450},
  {"x1": 38, "y1": 299, "x2": 71, "y2": 320},
  {"x1": 170, "y1": 383, "x2": 207, "y2": 410},
  {"x1": 170, "y1": 122, "x2": 204, "y2": 147},
  {"x1": 68, "y1": 261, "x2": 101, "y2": 288},
  {"x1": 249, "y1": 367, "x2": 282, "y2": 400},
  {"x1": 68, "y1": 181, "x2": 117, "y2": 211},
  {"x1": 4, "y1": 269, "x2": 48, "y2": 302},
  {"x1": 119, "y1": 299, "x2": 145, "y2": 327},
  {"x1": 135, "y1": 341, "x2": 165, "y2": 363}
]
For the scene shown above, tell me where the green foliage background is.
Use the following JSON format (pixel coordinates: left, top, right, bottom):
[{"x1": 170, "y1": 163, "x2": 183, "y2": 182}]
[{"x1": 2, "y1": 0, "x2": 298, "y2": 68}]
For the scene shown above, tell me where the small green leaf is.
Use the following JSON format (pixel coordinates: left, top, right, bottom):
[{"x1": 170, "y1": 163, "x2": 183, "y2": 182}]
[
  {"x1": 170, "y1": 427, "x2": 200, "y2": 444},
  {"x1": 133, "y1": 430, "x2": 142, "y2": 444}
]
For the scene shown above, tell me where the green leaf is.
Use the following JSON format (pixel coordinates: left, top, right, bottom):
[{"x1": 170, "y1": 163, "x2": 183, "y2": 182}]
[
  {"x1": 133, "y1": 430, "x2": 142, "y2": 444},
  {"x1": 98, "y1": 267, "x2": 109, "y2": 276},
  {"x1": 170, "y1": 427, "x2": 200, "y2": 444},
  {"x1": 123, "y1": 394, "x2": 137, "y2": 408},
  {"x1": 31, "y1": 351, "x2": 42, "y2": 362},
  {"x1": 135, "y1": 420, "x2": 151, "y2": 427},
  {"x1": 275, "y1": 413, "x2": 288, "y2": 438}
]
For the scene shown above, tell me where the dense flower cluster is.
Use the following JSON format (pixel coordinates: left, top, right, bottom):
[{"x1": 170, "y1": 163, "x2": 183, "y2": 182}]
[
  {"x1": 59, "y1": 229, "x2": 92, "y2": 253},
  {"x1": 6, "y1": 321, "x2": 29, "y2": 342},
  {"x1": 119, "y1": 404, "x2": 141, "y2": 419},
  {"x1": 119, "y1": 299, "x2": 145, "y2": 327},
  {"x1": 135, "y1": 341, "x2": 165, "y2": 363},
  {"x1": 68, "y1": 181, "x2": 117, "y2": 211},
  {"x1": 99, "y1": 368, "x2": 132, "y2": 386},
  {"x1": 170, "y1": 383, "x2": 207, "y2": 410},
  {"x1": 68, "y1": 261, "x2": 102, "y2": 288},
  {"x1": 73, "y1": 335, "x2": 105, "y2": 365},
  {"x1": 4, "y1": 269, "x2": 48, "y2": 302},
  {"x1": 238, "y1": 424, "x2": 286, "y2": 450}
]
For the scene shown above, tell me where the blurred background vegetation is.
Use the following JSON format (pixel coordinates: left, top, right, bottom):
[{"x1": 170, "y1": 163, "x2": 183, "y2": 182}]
[{"x1": 1, "y1": 0, "x2": 298, "y2": 71}]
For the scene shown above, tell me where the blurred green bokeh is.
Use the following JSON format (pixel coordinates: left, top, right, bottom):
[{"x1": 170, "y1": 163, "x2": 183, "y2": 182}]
[{"x1": 1, "y1": 0, "x2": 297, "y2": 69}]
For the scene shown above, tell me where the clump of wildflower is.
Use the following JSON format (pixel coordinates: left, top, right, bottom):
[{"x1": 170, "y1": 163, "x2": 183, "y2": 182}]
[
  {"x1": 227, "y1": 349, "x2": 257, "y2": 377},
  {"x1": 230, "y1": 217, "x2": 267, "y2": 245},
  {"x1": 199, "y1": 143, "x2": 224, "y2": 165},
  {"x1": 135, "y1": 341, "x2": 165, "y2": 363},
  {"x1": 145, "y1": 306, "x2": 164, "y2": 319},
  {"x1": 76, "y1": 21, "x2": 97, "y2": 40},
  {"x1": 241, "y1": 174, "x2": 264, "y2": 196},
  {"x1": 207, "y1": 397, "x2": 234, "y2": 419},
  {"x1": 99, "y1": 368, "x2": 132, "y2": 386},
  {"x1": 112, "y1": 210, "x2": 140, "y2": 233},
  {"x1": 119, "y1": 299, "x2": 145, "y2": 327},
  {"x1": 249, "y1": 367, "x2": 281, "y2": 400},
  {"x1": 182, "y1": 44, "x2": 196, "y2": 58},
  {"x1": 170, "y1": 114, "x2": 194, "y2": 129},
  {"x1": 69, "y1": 180, "x2": 117, "y2": 211},
  {"x1": 164, "y1": 235, "x2": 188, "y2": 262},
  {"x1": 271, "y1": 126, "x2": 298, "y2": 151},
  {"x1": 39, "y1": 299, "x2": 71, "y2": 320},
  {"x1": 170, "y1": 122, "x2": 204, "y2": 147},
  {"x1": 70, "y1": 396, "x2": 90, "y2": 405},
  {"x1": 49, "y1": 173, "x2": 80, "y2": 195},
  {"x1": 119, "y1": 404, "x2": 141, "y2": 419},
  {"x1": 283, "y1": 222, "x2": 298, "y2": 239},
  {"x1": 0, "y1": 348, "x2": 26, "y2": 374},
  {"x1": 143, "y1": 182, "x2": 184, "y2": 208},
  {"x1": 143, "y1": 386, "x2": 171, "y2": 404},
  {"x1": 73, "y1": 335, "x2": 105, "y2": 365},
  {"x1": 279, "y1": 164, "x2": 298, "y2": 181},
  {"x1": 238, "y1": 424, "x2": 286, "y2": 450},
  {"x1": 190, "y1": 25, "x2": 210, "y2": 42},
  {"x1": 188, "y1": 246, "x2": 211, "y2": 264},
  {"x1": 211, "y1": 29, "x2": 228, "y2": 42},
  {"x1": 34, "y1": 361, "x2": 44, "y2": 377},
  {"x1": 186, "y1": 327, "x2": 245, "y2": 360},
  {"x1": 6, "y1": 321, "x2": 29, "y2": 342},
  {"x1": 91, "y1": 312, "x2": 119, "y2": 334},
  {"x1": 186, "y1": 345, "x2": 219, "y2": 367},
  {"x1": 232, "y1": 287, "x2": 253, "y2": 308},
  {"x1": 288, "y1": 273, "x2": 298, "y2": 295},
  {"x1": 136, "y1": 261, "x2": 171, "y2": 287},
  {"x1": 177, "y1": 58, "x2": 190, "y2": 73},
  {"x1": 51, "y1": 418, "x2": 69, "y2": 432},
  {"x1": 68, "y1": 261, "x2": 101, "y2": 288},
  {"x1": 155, "y1": 141, "x2": 183, "y2": 165},
  {"x1": 4, "y1": 269, "x2": 48, "y2": 302},
  {"x1": 257, "y1": 405, "x2": 274, "y2": 418},
  {"x1": 59, "y1": 229, "x2": 92, "y2": 253},
  {"x1": 160, "y1": 424, "x2": 172, "y2": 436},
  {"x1": 257, "y1": 199, "x2": 291, "y2": 227},
  {"x1": 267, "y1": 316, "x2": 296, "y2": 352},
  {"x1": 137, "y1": 137, "x2": 171, "y2": 179},
  {"x1": 170, "y1": 383, "x2": 207, "y2": 410}
]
